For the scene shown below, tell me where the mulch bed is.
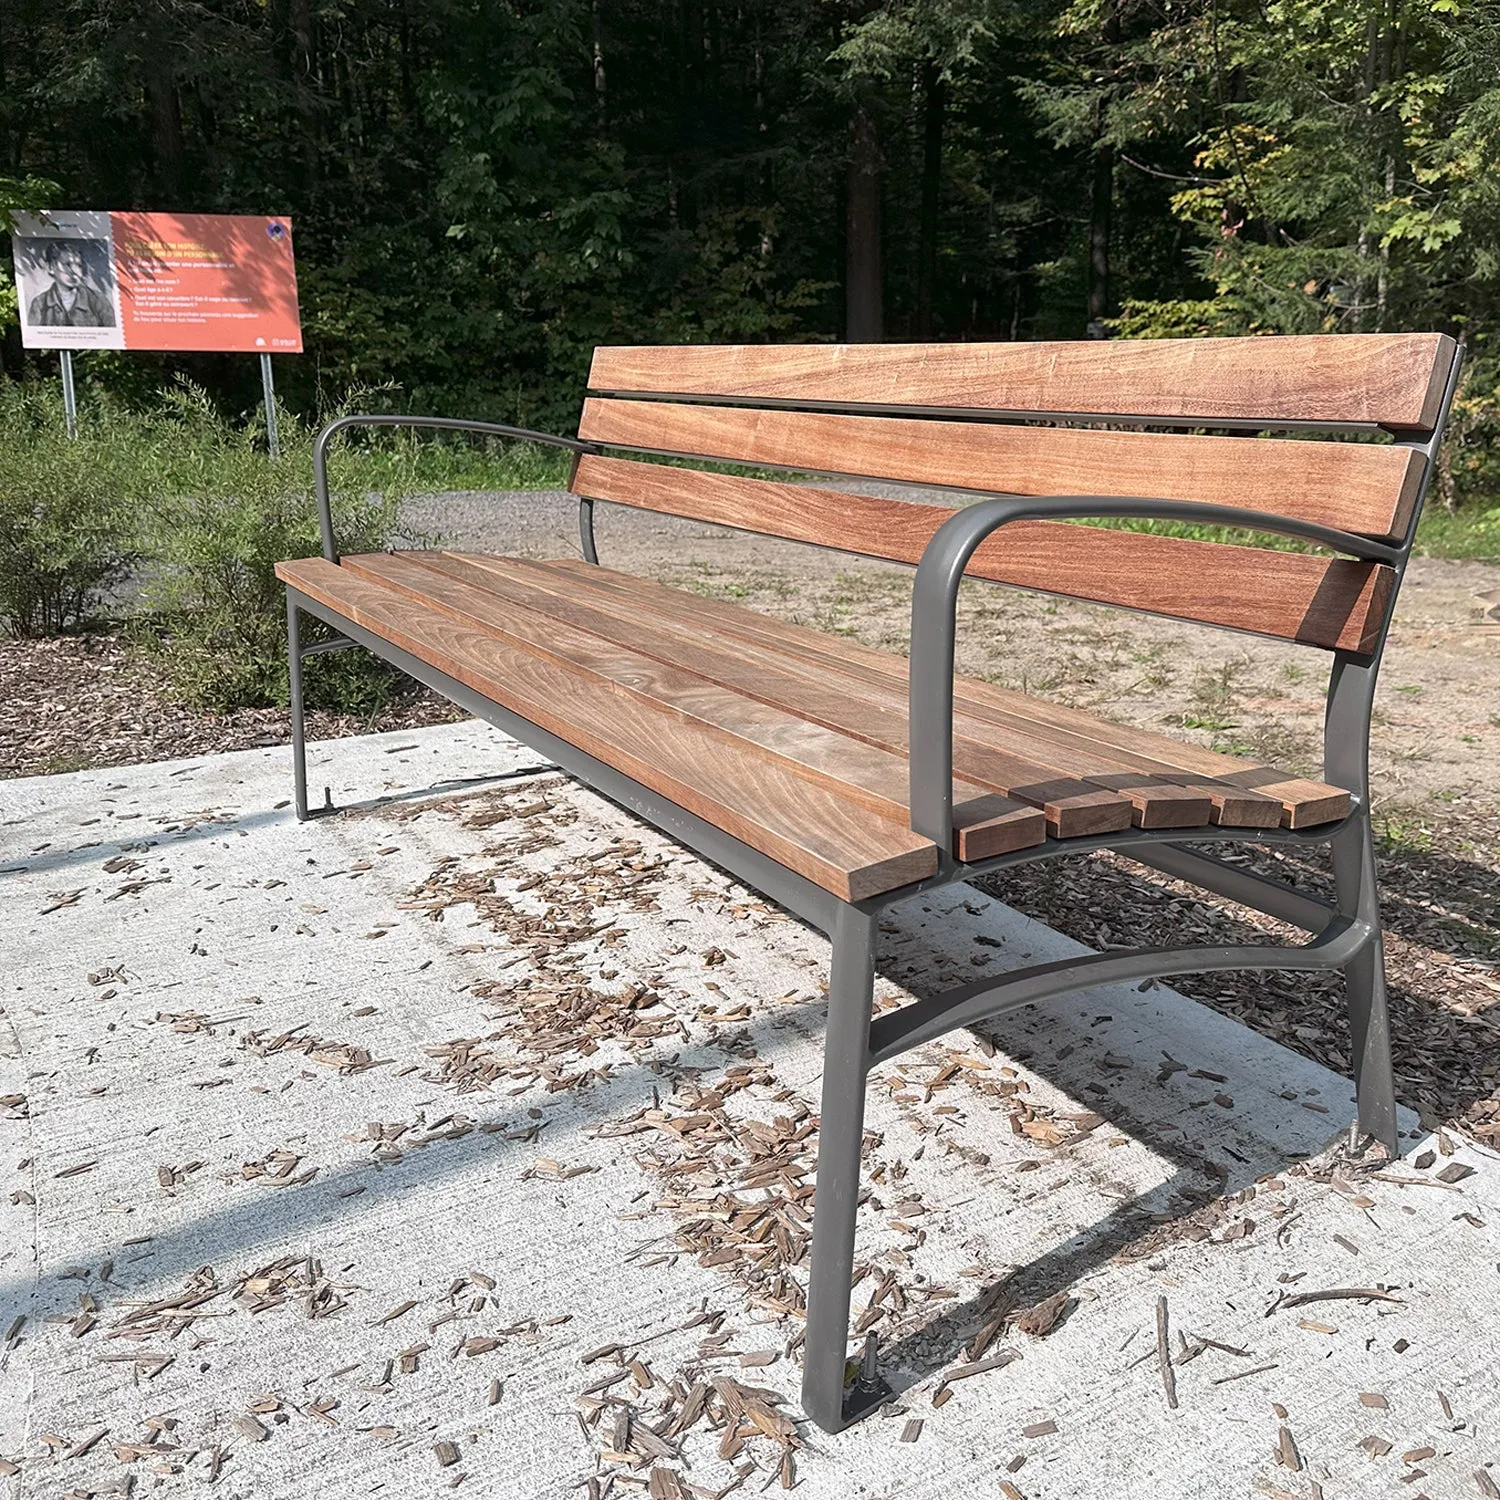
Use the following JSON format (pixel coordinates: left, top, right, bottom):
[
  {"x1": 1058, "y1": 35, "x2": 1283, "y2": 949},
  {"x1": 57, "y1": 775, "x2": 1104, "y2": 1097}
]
[{"x1": 0, "y1": 633, "x2": 463, "y2": 780}]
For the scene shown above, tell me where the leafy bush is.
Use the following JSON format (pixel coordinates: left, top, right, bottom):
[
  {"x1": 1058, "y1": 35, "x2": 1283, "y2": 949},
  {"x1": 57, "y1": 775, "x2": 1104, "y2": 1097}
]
[
  {"x1": 138, "y1": 388, "x2": 424, "y2": 713},
  {"x1": 0, "y1": 385, "x2": 148, "y2": 636}
]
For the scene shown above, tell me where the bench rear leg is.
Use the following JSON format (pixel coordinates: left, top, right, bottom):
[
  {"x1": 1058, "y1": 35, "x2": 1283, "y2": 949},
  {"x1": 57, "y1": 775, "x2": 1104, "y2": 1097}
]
[
  {"x1": 1334, "y1": 815, "x2": 1399, "y2": 1155},
  {"x1": 801, "y1": 903, "x2": 887, "y2": 1433}
]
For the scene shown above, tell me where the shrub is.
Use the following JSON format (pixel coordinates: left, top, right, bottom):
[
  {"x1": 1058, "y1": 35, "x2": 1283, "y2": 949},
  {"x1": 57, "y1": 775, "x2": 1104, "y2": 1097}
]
[
  {"x1": 139, "y1": 387, "x2": 424, "y2": 713},
  {"x1": 0, "y1": 385, "x2": 148, "y2": 636}
]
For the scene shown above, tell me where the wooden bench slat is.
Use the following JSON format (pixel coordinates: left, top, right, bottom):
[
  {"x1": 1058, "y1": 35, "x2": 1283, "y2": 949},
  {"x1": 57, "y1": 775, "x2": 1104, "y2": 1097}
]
[
  {"x1": 376, "y1": 552, "x2": 1135, "y2": 838},
  {"x1": 434, "y1": 555, "x2": 1217, "y2": 831},
  {"x1": 587, "y1": 334, "x2": 1458, "y2": 431},
  {"x1": 576, "y1": 401, "x2": 1422, "y2": 540},
  {"x1": 569, "y1": 455, "x2": 1395, "y2": 654},
  {"x1": 338, "y1": 551, "x2": 1045, "y2": 861},
  {"x1": 534, "y1": 558, "x2": 1351, "y2": 830},
  {"x1": 275, "y1": 558, "x2": 939, "y2": 900},
  {"x1": 429, "y1": 552, "x2": 1308, "y2": 833}
]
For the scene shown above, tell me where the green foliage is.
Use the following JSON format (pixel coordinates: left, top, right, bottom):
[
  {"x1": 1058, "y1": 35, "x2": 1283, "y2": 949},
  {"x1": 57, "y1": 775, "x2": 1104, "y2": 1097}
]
[
  {"x1": 0, "y1": 385, "x2": 145, "y2": 636},
  {"x1": 138, "y1": 390, "x2": 421, "y2": 713},
  {"x1": 3, "y1": 0, "x2": 1500, "y2": 513}
]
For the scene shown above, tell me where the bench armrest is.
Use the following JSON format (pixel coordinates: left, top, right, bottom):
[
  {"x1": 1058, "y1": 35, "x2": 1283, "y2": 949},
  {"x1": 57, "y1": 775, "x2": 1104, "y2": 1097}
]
[
  {"x1": 313, "y1": 413, "x2": 594, "y2": 564},
  {"x1": 906, "y1": 495, "x2": 1401, "y2": 848}
]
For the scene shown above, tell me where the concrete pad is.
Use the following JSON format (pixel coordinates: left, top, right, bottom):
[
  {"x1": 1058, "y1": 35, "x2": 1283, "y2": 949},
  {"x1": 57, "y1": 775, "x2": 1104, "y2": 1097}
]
[{"x1": 1, "y1": 723, "x2": 1497, "y2": 1499}]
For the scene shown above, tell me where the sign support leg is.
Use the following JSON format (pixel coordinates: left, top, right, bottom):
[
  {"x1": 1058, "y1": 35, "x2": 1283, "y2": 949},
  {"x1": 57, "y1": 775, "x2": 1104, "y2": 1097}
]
[
  {"x1": 59, "y1": 351, "x2": 78, "y2": 439},
  {"x1": 260, "y1": 352, "x2": 280, "y2": 458}
]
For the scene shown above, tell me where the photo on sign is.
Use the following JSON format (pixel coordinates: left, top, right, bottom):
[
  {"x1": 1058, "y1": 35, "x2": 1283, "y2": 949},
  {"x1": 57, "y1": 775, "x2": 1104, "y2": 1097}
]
[{"x1": 11, "y1": 214, "x2": 125, "y2": 350}]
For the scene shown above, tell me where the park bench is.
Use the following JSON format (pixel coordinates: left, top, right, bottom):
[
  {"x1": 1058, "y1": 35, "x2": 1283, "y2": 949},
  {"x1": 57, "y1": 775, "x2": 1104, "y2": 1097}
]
[{"x1": 276, "y1": 332, "x2": 1461, "y2": 1431}]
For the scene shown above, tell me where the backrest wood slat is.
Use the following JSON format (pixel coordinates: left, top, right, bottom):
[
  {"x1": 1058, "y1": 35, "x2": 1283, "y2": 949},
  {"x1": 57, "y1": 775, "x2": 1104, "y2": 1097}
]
[
  {"x1": 577, "y1": 397, "x2": 1423, "y2": 541},
  {"x1": 588, "y1": 334, "x2": 1458, "y2": 432},
  {"x1": 570, "y1": 454, "x2": 1393, "y2": 653}
]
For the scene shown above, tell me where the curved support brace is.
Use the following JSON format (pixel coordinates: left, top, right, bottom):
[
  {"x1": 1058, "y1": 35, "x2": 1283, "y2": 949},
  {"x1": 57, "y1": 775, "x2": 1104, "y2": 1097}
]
[
  {"x1": 867, "y1": 915, "x2": 1374, "y2": 1068},
  {"x1": 312, "y1": 413, "x2": 593, "y2": 564},
  {"x1": 907, "y1": 494, "x2": 1400, "y2": 849}
]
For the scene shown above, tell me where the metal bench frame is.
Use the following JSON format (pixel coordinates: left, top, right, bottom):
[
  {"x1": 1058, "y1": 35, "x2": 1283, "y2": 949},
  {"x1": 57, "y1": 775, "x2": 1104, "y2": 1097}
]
[{"x1": 286, "y1": 349, "x2": 1461, "y2": 1432}]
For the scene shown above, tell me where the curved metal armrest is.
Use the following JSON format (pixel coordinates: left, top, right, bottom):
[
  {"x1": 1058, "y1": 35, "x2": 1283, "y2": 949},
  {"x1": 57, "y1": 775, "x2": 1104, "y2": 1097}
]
[
  {"x1": 906, "y1": 494, "x2": 1401, "y2": 845},
  {"x1": 312, "y1": 413, "x2": 594, "y2": 563}
]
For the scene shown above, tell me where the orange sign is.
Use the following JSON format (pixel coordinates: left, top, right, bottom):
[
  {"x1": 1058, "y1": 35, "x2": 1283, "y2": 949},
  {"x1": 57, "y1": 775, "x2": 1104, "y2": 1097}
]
[{"x1": 12, "y1": 211, "x2": 302, "y2": 353}]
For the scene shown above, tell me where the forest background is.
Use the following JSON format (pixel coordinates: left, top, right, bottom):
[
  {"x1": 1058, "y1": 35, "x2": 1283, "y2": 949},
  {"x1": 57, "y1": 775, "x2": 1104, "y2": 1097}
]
[{"x1": 2, "y1": 0, "x2": 1500, "y2": 506}]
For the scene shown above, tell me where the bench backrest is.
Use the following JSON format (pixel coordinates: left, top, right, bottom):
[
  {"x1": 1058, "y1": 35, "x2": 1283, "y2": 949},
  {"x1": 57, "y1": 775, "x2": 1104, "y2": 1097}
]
[{"x1": 571, "y1": 335, "x2": 1459, "y2": 655}]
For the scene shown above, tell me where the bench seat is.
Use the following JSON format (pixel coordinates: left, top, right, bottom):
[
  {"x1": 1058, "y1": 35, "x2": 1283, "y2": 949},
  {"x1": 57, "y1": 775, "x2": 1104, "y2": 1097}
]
[{"x1": 276, "y1": 548, "x2": 1348, "y2": 900}]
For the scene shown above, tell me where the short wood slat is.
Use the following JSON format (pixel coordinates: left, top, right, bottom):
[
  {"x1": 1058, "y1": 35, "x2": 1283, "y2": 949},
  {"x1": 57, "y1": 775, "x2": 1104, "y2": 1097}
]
[
  {"x1": 537, "y1": 558, "x2": 1351, "y2": 829},
  {"x1": 276, "y1": 558, "x2": 940, "y2": 899},
  {"x1": 587, "y1": 334, "x2": 1458, "y2": 431},
  {"x1": 577, "y1": 399, "x2": 1423, "y2": 539},
  {"x1": 338, "y1": 551, "x2": 1046, "y2": 861},
  {"x1": 570, "y1": 454, "x2": 1395, "y2": 654}
]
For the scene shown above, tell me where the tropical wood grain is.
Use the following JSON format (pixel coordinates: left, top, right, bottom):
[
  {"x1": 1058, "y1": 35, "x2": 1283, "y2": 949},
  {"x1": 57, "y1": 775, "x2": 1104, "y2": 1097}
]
[
  {"x1": 568, "y1": 455, "x2": 1395, "y2": 654},
  {"x1": 275, "y1": 558, "x2": 939, "y2": 898},
  {"x1": 587, "y1": 333, "x2": 1458, "y2": 431},
  {"x1": 535, "y1": 558, "x2": 1351, "y2": 829},
  {"x1": 576, "y1": 400, "x2": 1423, "y2": 539},
  {"x1": 338, "y1": 551, "x2": 1046, "y2": 860}
]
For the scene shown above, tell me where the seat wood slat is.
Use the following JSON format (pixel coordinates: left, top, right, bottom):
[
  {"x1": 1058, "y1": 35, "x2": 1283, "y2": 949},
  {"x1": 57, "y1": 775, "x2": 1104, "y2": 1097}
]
[
  {"x1": 338, "y1": 552, "x2": 1046, "y2": 861},
  {"x1": 371, "y1": 552, "x2": 1135, "y2": 838},
  {"x1": 432, "y1": 555, "x2": 1212, "y2": 830},
  {"x1": 428, "y1": 553, "x2": 1306, "y2": 832},
  {"x1": 576, "y1": 400, "x2": 1423, "y2": 540},
  {"x1": 535, "y1": 558, "x2": 1351, "y2": 829},
  {"x1": 274, "y1": 558, "x2": 939, "y2": 899},
  {"x1": 569, "y1": 455, "x2": 1395, "y2": 654},
  {"x1": 587, "y1": 334, "x2": 1458, "y2": 431}
]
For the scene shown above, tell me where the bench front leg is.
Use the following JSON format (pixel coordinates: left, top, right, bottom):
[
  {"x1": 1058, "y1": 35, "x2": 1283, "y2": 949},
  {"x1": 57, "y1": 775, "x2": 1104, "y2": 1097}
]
[
  {"x1": 1332, "y1": 812, "x2": 1399, "y2": 1153},
  {"x1": 801, "y1": 902, "x2": 888, "y2": 1432}
]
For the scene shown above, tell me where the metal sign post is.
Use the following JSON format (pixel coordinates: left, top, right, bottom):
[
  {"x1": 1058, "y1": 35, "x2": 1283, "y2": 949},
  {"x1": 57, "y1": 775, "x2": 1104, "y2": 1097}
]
[
  {"x1": 59, "y1": 350, "x2": 78, "y2": 439},
  {"x1": 259, "y1": 352, "x2": 280, "y2": 458}
]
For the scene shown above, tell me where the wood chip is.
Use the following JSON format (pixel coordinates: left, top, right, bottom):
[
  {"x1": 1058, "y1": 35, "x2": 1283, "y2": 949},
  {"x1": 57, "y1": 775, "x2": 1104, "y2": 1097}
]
[
  {"x1": 1277, "y1": 1427, "x2": 1303, "y2": 1472},
  {"x1": 433, "y1": 1441, "x2": 460, "y2": 1467},
  {"x1": 1155, "y1": 1296, "x2": 1178, "y2": 1411},
  {"x1": 1436, "y1": 1162, "x2": 1475, "y2": 1184},
  {"x1": 900, "y1": 1419, "x2": 923, "y2": 1442},
  {"x1": 1403, "y1": 1447, "x2": 1437, "y2": 1463},
  {"x1": 1270, "y1": 1287, "x2": 1403, "y2": 1314},
  {"x1": 1474, "y1": 1469, "x2": 1500, "y2": 1498},
  {"x1": 1013, "y1": 1292, "x2": 1070, "y2": 1338},
  {"x1": 1021, "y1": 1420, "x2": 1057, "y2": 1438},
  {"x1": 1359, "y1": 1393, "x2": 1389, "y2": 1410},
  {"x1": 1360, "y1": 1436, "x2": 1392, "y2": 1457}
]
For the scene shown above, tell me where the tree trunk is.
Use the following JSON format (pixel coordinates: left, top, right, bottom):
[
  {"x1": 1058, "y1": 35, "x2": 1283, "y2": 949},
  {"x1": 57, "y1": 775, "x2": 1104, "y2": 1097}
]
[
  {"x1": 1087, "y1": 140, "x2": 1113, "y2": 337},
  {"x1": 846, "y1": 102, "x2": 883, "y2": 342},
  {"x1": 915, "y1": 62, "x2": 944, "y2": 339}
]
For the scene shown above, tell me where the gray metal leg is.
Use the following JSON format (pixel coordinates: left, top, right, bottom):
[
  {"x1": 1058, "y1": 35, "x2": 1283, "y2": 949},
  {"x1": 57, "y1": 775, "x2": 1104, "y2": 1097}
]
[
  {"x1": 1332, "y1": 814, "x2": 1399, "y2": 1153},
  {"x1": 801, "y1": 903, "x2": 887, "y2": 1433},
  {"x1": 287, "y1": 594, "x2": 311, "y2": 822}
]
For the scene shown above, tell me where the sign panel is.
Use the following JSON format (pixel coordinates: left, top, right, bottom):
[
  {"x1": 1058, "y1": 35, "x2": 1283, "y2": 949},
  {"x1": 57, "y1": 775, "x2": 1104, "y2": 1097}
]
[{"x1": 12, "y1": 211, "x2": 303, "y2": 354}]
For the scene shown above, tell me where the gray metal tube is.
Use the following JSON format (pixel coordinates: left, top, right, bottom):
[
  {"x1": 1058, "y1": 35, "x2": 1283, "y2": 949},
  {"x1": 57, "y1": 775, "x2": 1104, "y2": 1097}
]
[
  {"x1": 800, "y1": 903, "x2": 879, "y2": 1432},
  {"x1": 867, "y1": 916, "x2": 1372, "y2": 1067},
  {"x1": 311, "y1": 413, "x2": 594, "y2": 564},
  {"x1": 59, "y1": 351, "x2": 78, "y2": 439},
  {"x1": 260, "y1": 353, "x2": 280, "y2": 459}
]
